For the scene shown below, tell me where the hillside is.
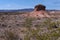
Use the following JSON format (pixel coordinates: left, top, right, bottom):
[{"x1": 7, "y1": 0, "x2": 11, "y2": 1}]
[{"x1": 0, "y1": 10, "x2": 60, "y2": 40}]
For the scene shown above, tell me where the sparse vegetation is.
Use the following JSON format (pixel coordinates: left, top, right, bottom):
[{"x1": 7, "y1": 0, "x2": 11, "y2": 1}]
[
  {"x1": 24, "y1": 17, "x2": 35, "y2": 28},
  {"x1": 0, "y1": 13, "x2": 60, "y2": 40},
  {"x1": 24, "y1": 18, "x2": 60, "y2": 40},
  {"x1": 4, "y1": 30, "x2": 19, "y2": 40}
]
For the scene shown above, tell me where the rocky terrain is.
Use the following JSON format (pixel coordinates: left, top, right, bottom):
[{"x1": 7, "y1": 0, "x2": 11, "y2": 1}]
[{"x1": 0, "y1": 11, "x2": 60, "y2": 40}]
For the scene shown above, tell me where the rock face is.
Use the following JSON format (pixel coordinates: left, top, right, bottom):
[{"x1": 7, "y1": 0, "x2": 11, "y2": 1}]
[
  {"x1": 34, "y1": 4, "x2": 46, "y2": 11},
  {"x1": 30, "y1": 4, "x2": 50, "y2": 18}
]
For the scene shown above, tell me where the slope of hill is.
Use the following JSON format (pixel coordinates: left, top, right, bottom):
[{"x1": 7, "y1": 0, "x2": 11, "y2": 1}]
[{"x1": 0, "y1": 9, "x2": 60, "y2": 40}]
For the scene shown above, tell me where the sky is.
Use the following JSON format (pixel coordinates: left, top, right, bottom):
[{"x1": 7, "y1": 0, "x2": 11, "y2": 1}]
[{"x1": 0, "y1": 0, "x2": 60, "y2": 10}]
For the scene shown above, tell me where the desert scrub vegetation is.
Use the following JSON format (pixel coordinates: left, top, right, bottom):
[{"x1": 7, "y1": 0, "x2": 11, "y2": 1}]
[
  {"x1": 24, "y1": 17, "x2": 36, "y2": 28},
  {"x1": 24, "y1": 18, "x2": 60, "y2": 40},
  {"x1": 34, "y1": 18, "x2": 59, "y2": 28},
  {"x1": 0, "y1": 17, "x2": 60, "y2": 40},
  {"x1": 24, "y1": 28, "x2": 60, "y2": 40},
  {"x1": 41, "y1": 18, "x2": 60, "y2": 29},
  {"x1": 24, "y1": 28, "x2": 40, "y2": 40},
  {"x1": 33, "y1": 18, "x2": 52, "y2": 28},
  {"x1": 4, "y1": 30, "x2": 19, "y2": 40}
]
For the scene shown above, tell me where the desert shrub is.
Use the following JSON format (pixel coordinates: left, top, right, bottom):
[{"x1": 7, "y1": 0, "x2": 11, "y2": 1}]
[
  {"x1": 8, "y1": 25, "x2": 11, "y2": 28},
  {"x1": 48, "y1": 20, "x2": 60, "y2": 30},
  {"x1": 24, "y1": 30, "x2": 60, "y2": 40},
  {"x1": 34, "y1": 24, "x2": 41, "y2": 28},
  {"x1": 24, "y1": 17, "x2": 35, "y2": 28},
  {"x1": 24, "y1": 35, "x2": 30, "y2": 40},
  {"x1": 4, "y1": 30, "x2": 19, "y2": 40},
  {"x1": 16, "y1": 23, "x2": 20, "y2": 26},
  {"x1": 1, "y1": 24, "x2": 7, "y2": 27},
  {"x1": 42, "y1": 18, "x2": 60, "y2": 29},
  {"x1": 56, "y1": 28, "x2": 60, "y2": 33},
  {"x1": 49, "y1": 22, "x2": 58, "y2": 28},
  {"x1": 24, "y1": 29, "x2": 40, "y2": 40},
  {"x1": 24, "y1": 18, "x2": 60, "y2": 40},
  {"x1": 1, "y1": 17, "x2": 5, "y2": 20},
  {"x1": 4, "y1": 12, "x2": 8, "y2": 15},
  {"x1": 48, "y1": 30, "x2": 60, "y2": 40},
  {"x1": 43, "y1": 18, "x2": 51, "y2": 25}
]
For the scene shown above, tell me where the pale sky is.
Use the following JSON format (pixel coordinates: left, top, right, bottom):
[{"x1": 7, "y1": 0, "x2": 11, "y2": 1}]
[{"x1": 0, "y1": 0, "x2": 60, "y2": 10}]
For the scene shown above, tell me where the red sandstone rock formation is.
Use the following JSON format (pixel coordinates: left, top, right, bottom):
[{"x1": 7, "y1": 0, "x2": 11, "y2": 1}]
[
  {"x1": 29, "y1": 4, "x2": 50, "y2": 18},
  {"x1": 34, "y1": 4, "x2": 46, "y2": 11}
]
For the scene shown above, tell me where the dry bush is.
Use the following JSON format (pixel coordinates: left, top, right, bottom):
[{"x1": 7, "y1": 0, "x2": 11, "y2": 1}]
[{"x1": 4, "y1": 30, "x2": 19, "y2": 40}]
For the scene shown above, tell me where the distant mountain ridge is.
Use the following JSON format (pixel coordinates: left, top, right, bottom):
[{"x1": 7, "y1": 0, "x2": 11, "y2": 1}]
[
  {"x1": 0, "y1": 8, "x2": 60, "y2": 12},
  {"x1": 0, "y1": 8, "x2": 34, "y2": 12}
]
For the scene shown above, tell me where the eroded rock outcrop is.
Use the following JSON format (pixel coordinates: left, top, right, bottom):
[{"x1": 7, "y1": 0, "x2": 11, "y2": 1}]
[
  {"x1": 29, "y1": 4, "x2": 50, "y2": 18},
  {"x1": 34, "y1": 4, "x2": 46, "y2": 11}
]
